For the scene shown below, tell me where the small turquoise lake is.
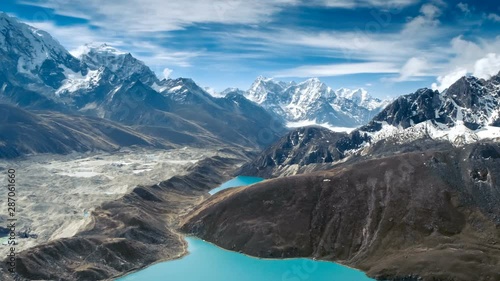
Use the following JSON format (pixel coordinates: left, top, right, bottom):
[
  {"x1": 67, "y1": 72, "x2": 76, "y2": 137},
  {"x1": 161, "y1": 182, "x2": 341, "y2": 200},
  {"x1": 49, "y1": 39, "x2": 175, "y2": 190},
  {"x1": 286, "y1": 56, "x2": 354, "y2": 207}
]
[
  {"x1": 208, "y1": 176, "x2": 264, "y2": 195},
  {"x1": 117, "y1": 177, "x2": 375, "y2": 281}
]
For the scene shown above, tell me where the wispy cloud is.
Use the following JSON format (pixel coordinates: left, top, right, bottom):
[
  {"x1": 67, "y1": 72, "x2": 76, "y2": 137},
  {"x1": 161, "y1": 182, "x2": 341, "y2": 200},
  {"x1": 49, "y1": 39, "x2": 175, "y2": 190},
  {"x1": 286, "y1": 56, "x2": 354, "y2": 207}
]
[
  {"x1": 388, "y1": 57, "x2": 432, "y2": 82},
  {"x1": 273, "y1": 62, "x2": 399, "y2": 77},
  {"x1": 456, "y1": 2, "x2": 470, "y2": 14},
  {"x1": 310, "y1": 0, "x2": 418, "y2": 9},
  {"x1": 486, "y1": 13, "x2": 500, "y2": 22},
  {"x1": 19, "y1": 0, "x2": 300, "y2": 32}
]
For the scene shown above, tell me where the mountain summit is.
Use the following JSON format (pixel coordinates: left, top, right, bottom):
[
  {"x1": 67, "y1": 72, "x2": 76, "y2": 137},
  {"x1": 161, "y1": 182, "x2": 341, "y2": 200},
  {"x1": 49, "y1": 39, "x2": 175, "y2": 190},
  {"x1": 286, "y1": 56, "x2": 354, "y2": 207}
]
[
  {"x1": 243, "y1": 76, "x2": 389, "y2": 128},
  {"x1": 0, "y1": 12, "x2": 82, "y2": 89}
]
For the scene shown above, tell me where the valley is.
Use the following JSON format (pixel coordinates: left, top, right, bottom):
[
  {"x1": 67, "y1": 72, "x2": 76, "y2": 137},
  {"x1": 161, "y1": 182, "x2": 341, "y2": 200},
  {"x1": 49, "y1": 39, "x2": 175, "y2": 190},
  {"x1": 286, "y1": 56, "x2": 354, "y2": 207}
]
[{"x1": 0, "y1": 9, "x2": 499, "y2": 281}]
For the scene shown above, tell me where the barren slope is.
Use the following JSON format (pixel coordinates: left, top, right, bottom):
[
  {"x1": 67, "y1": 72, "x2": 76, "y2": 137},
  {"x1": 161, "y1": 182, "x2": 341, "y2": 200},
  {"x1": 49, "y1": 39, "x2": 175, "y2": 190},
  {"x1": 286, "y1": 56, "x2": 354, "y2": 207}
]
[{"x1": 183, "y1": 142, "x2": 500, "y2": 281}]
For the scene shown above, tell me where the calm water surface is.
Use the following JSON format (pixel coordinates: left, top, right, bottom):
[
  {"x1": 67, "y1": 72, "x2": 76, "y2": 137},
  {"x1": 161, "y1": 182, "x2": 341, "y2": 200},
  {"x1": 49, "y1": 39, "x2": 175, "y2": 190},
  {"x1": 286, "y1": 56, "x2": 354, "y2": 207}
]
[
  {"x1": 117, "y1": 237, "x2": 374, "y2": 281},
  {"x1": 208, "y1": 176, "x2": 264, "y2": 195},
  {"x1": 117, "y1": 177, "x2": 375, "y2": 281}
]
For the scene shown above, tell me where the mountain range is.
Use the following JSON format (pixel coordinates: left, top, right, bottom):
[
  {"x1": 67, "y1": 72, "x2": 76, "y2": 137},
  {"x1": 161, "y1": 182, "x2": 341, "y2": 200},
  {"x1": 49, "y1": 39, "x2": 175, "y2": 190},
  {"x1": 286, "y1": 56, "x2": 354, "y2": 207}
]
[
  {"x1": 239, "y1": 72, "x2": 500, "y2": 178},
  {"x1": 241, "y1": 76, "x2": 390, "y2": 127},
  {"x1": 0, "y1": 12, "x2": 390, "y2": 158},
  {"x1": 1, "y1": 10, "x2": 500, "y2": 281},
  {"x1": 1, "y1": 11, "x2": 499, "y2": 160},
  {"x1": 0, "y1": 13, "x2": 287, "y2": 154}
]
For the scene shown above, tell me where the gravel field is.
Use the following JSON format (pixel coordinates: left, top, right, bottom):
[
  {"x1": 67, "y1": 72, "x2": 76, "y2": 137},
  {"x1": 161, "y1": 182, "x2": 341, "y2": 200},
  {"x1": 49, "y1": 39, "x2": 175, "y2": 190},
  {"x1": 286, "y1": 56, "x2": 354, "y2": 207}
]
[{"x1": 0, "y1": 147, "x2": 217, "y2": 255}]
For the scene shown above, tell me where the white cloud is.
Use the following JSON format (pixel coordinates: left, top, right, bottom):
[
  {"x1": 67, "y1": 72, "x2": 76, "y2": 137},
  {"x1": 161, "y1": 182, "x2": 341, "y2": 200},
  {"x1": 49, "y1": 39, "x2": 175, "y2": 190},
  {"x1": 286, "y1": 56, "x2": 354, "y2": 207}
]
[
  {"x1": 26, "y1": 21, "x2": 109, "y2": 51},
  {"x1": 430, "y1": 35, "x2": 500, "y2": 92},
  {"x1": 446, "y1": 36, "x2": 500, "y2": 72},
  {"x1": 420, "y1": 3, "x2": 442, "y2": 18},
  {"x1": 486, "y1": 13, "x2": 500, "y2": 22},
  {"x1": 390, "y1": 57, "x2": 430, "y2": 81},
  {"x1": 162, "y1": 68, "x2": 173, "y2": 79},
  {"x1": 273, "y1": 62, "x2": 399, "y2": 78},
  {"x1": 456, "y1": 2, "x2": 470, "y2": 14},
  {"x1": 313, "y1": 0, "x2": 418, "y2": 9},
  {"x1": 431, "y1": 67, "x2": 467, "y2": 92},
  {"x1": 473, "y1": 53, "x2": 500, "y2": 79},
  {"x1": 19, "y1": 0, "x2": 299, "y2": 32},
  {"x1": 402, "y1": 2, "x2": 444, "y2": 35}
]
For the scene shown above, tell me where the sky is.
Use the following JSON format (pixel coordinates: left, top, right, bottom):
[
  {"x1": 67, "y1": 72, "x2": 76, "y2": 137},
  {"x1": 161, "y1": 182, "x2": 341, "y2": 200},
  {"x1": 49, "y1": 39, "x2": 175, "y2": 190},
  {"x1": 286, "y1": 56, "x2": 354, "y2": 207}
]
[{"x1": 1, "y1": 0, "x2": 499, "y2": 98}]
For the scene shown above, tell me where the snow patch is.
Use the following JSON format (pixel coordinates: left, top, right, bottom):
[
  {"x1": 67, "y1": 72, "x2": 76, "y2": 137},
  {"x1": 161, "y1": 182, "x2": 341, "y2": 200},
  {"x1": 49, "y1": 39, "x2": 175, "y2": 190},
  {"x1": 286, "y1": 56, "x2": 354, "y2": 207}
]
[{"x1": 287, "y1": 120, "x2": 356, "y2": 133}]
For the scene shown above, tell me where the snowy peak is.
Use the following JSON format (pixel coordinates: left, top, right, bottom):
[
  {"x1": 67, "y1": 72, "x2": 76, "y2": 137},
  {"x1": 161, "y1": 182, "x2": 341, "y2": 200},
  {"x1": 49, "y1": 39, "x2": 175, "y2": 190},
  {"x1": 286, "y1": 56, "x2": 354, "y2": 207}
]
[
  {"x1": 0, "y1": 13, "x2": 73, "y2": 68},
  {"x1": 246, "y1": 76, "x2": 289, "y2": 104},
  {"x1": 72, "y1": 43, "x2": 126, "y2": 58},
  {"x1": 351, "y1": 74, "x2": 500, "y2": 148},
  {"x1": 243, "y1": 76, "x2": 389, "y2": 127},
  {"x1": 294, "y1": 77, "x2": 332, "y2": 97},
  {"x1": 336, "y1": 88, "x2": 368, "y2": 102},
  {"x1": 77, "y1": 43, "x2": 158, "y2": 85},
  {"x1": 0, "y1": 13, "x2": 81, "y2": 87},
  {"x1": 158, "y1": 77, "x2": 217, "y2": 104},
  {"x1": 284, "y1": 78, "x2": 336, "y2": 120}
]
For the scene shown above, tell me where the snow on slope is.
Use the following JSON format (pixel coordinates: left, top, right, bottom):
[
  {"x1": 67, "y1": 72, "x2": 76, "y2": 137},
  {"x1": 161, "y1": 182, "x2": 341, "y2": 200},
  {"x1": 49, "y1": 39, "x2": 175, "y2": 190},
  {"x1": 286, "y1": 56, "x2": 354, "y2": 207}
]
[
  {"x1": 287, "y1": 119, "x2": 356, "y2": 133},
  {"x1": 0, "y1": 13, "x2": 75, "y2": 74},
  {"x1": 351, "y1": 73, "x2": 500, "y2": 147},
  {"x1": 77, "y1": 43, "x2": 158, "y2": 84},
  {"x1": 244, "y1": 76, "x2": 389, "y2": 127}
]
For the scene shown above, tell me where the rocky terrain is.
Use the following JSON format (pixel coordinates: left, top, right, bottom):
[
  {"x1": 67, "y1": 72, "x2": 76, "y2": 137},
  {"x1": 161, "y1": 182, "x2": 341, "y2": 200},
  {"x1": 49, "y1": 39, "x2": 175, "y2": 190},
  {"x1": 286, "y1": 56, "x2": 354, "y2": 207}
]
[
  {"x1": 0, "y1": 153, "x2": 246, "y2": 281},
  {"x1": 0, "y1": 147, "x2": 225, "y2": 256},
  {"x1": 349, "y1": 72, "x2": 500, "y2": 149},
  {"x1": 239, "y1": 125, "x2": 455, "y2": 178},
  {"x1": 183, "y1": 142, "x2": 500, "y2": 281},
  {"x1": 238, "y1": 72, "x2": 500, "y2": 178},
  {"x1": 239, "y1": 126, "x2": 348, "y2": 177}
]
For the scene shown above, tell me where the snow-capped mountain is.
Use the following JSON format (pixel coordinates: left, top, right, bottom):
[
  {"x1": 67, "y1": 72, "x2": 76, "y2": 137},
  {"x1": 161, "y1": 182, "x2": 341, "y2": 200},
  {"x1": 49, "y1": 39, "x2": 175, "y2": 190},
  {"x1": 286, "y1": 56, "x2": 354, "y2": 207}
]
[
  {"x1": 0, "y1": 12, "x2": 83, "y2": 89},
  {"x1": 0, "y1": 14, "x2": 286, "y2": 148},
  {"x1": 242, "y1": 73, "x2": 500, "y2": 177},
  {"x1": 77, "y1": 43, "x2": 159, "y2": 85},
  {"x1": 341, "y1": 72, "x2": 500, "y2": 150},
  {"x1": 243, "y1": 76, "x2": 389, "y2": 128}
]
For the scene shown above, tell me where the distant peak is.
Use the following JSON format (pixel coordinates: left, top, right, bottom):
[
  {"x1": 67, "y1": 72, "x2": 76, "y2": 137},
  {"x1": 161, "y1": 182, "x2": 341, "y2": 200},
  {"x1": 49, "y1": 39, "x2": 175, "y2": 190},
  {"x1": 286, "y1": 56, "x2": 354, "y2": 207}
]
[
  {"x1": 255, "y1": 75, "x2": 273, "y2": 82},
  {"x1": 0, "y1": 12, "x2": 14, "y2": 21},
  {"x1": 297, "y1": 77, "x2": 324, "y2": 87},
  {"x1": 71, "y1": 43, "x2": 127, "y2": 58},
  {"x1": 305, "y1": 77, "x2": 321, "y2": 83}
]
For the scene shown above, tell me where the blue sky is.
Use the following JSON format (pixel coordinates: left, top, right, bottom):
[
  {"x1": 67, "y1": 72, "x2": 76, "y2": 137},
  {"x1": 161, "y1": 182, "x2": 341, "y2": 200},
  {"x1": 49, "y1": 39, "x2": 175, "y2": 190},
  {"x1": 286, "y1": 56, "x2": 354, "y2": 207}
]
[{"x1": 2, "y1": 0, "x2": 499, "y2": 98}]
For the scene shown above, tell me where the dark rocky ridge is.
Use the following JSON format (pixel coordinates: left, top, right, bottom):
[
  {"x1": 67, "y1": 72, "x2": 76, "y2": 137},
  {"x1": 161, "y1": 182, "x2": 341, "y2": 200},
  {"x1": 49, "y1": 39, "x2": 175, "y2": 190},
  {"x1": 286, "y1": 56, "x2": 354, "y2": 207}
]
[
  {"x1": 0, "y1": 155, "x2": 245, "y2": 280},
  {"x1": 239, "y1": 126, "x2": 455, "y2": 178},
  {"x1": 183, "y1": 142, "x2": 500, "y2": 281},
  {"x1": 239, "y1": 126, "x2": 348, "y2": 177},
  {"x1": 0, "y1": 103, "x2": 170, "y2": 158},
  {"x1": 328, "y1": 72, "x2": 500, "y2": 154}
]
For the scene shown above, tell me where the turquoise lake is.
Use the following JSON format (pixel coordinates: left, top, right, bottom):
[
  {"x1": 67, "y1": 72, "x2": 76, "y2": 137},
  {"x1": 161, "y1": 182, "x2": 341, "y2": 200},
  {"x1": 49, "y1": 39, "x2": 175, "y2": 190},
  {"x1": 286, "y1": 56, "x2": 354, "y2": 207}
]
[
  {"x1": 117, "y1": 237, "x2": 374, "y2": 281},
  {"x1": 208, "y1": 176, "x2": 264, "y2": 195},
  {"x1": 117, "y1": 177, "x2": 375, "y2": 281}
]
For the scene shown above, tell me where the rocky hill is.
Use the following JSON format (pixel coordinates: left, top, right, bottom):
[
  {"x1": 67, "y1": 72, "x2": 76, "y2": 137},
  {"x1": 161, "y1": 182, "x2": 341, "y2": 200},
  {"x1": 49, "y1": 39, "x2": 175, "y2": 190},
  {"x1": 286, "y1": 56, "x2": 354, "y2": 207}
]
[{"x1": 183, "y1": 142, "x2": 500, "y2": 281}]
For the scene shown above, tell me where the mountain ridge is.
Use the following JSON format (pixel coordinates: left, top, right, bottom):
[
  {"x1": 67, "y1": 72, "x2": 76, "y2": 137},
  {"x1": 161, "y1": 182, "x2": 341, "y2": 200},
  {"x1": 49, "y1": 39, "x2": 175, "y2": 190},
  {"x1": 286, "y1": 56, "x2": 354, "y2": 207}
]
[{"x1": 241, "y1": 76, "x2": 390, "y2": 128}]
